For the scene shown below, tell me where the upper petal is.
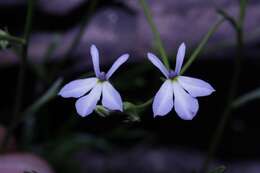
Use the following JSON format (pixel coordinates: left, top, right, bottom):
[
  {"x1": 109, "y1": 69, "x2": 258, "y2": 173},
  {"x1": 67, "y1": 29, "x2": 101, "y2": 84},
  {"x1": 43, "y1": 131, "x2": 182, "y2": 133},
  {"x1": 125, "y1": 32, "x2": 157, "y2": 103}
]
[
  {"x1": 147, "y1": 53, "x2": 169, "y2": 78},
  {"x1": 178, "y1": 76, "x2": 215, "y2": 97},
  {"x1": 101, "y1": 82, "x2": 123, "y2": 111},
  {"x1": 90, "y1": 44, "x2": 101, "y2": 77},
  {"x1": 153, "y1": 80, "x2": 174, "y2": 116},
  {"x1": 175, "y1": 43, "x2": 186, "y2": 74},
  {"x1": 173, "y1": 81, "x2": 199, "y2": 120},
  {"x1": 106, "y1": 54, "x2": 129, "y2": 79},
  {"x1": 75, "y1": 84, "x2": 102, "y2": 117},
  {"x1": 58, "y1": 77, "x2": 98, "y2": 98}
]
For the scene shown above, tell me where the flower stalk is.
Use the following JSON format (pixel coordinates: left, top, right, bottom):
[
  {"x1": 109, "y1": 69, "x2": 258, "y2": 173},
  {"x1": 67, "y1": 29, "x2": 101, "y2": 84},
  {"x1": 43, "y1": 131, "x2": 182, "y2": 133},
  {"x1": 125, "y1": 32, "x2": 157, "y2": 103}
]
[
  {"x1": 139, "y1": 0, "x2": 170, "y2": 69},
  {"x1": 201, "y1": 1, "x2": 247, "y2": 171},
  {"x1": 180, "y1": 18, "x2": 225, "y2": 75},
  {"x1": 0, "y1": 0, "x2": 36, "y2": 152}
]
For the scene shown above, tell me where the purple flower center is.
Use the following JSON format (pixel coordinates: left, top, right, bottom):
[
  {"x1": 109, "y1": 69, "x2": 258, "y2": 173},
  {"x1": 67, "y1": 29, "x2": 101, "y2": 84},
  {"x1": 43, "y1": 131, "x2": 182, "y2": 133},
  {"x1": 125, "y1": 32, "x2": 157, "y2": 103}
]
[
  {"x1": 168, "y1": 70, "x2": 177, "y2": 79},
  {"x1": 98, "y1": 72, "x2": 107, "y2": 81}
]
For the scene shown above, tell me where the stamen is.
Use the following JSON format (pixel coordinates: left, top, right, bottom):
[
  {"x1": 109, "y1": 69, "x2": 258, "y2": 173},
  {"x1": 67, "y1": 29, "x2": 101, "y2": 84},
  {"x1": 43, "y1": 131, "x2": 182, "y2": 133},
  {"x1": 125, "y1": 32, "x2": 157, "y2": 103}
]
[
  {"x1": 98, "y1": 72, "x2": 107, "y2": 81},
  {"x1": 168, "y1": 70, "x2": 177, "y2": 79}
]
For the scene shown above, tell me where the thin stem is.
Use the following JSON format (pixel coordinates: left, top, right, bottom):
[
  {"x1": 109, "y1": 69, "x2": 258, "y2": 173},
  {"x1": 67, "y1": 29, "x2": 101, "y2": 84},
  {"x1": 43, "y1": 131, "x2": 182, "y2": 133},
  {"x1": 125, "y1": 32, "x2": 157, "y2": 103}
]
[
  {"x1": 201, "y1": 18, "x2": 245, "y2": 173},
  {"x1": 0, "y1": 0, "x2": 36, "y2": 152},
  {"x1": 14, "y1": 0, "x2": 35, "y2": 122},
  {"x1": 136, "y1": 98, "x2": 153, "y2": 109},
  {"x1": 64, "y1": 0, "x2": 98, "y2": 62},
  {"x1": 0, "y1": 34, "x2": 25, "y2": 45},
  {"x1": 239, "y1": 0, "x2": 247, "y2": 28},
  {"x1": 139, "y1": 0, "x2": 170, "y2": 69},
  {"x1": 53, "y1": 0, "x2": 98, "y2": 78},
  {"x1": 180, "y1": 18, "x2": 225, "y2": 75}
]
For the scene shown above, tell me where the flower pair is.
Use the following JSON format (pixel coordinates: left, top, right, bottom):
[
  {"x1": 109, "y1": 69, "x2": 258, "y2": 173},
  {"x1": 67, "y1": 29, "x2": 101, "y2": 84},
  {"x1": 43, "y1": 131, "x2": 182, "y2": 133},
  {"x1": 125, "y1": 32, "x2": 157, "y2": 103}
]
[{"x1": 59, "y1": 44, "x2": 215, "y2": 120}]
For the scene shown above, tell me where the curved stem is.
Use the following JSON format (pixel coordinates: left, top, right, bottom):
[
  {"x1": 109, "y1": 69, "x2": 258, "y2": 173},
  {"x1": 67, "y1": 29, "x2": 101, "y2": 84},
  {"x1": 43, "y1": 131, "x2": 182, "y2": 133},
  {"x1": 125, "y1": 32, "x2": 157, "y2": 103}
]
[
  {"x1": 136, "y1": 98, "x2": 153, "y2": 109},
  {"x1": 139, "y1": 0, "x2": 170, "y2": 69}
]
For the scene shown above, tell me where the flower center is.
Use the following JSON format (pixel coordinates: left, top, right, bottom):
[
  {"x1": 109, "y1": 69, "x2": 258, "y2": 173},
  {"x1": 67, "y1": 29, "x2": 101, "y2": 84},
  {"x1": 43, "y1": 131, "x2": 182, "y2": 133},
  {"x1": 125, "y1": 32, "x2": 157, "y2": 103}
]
[
  {"x1": 98, "y1": 72, "x2": 107, "y2": 81},
  {"x1": 168, "y1": 70, "x2": 177, "y2": 79}
]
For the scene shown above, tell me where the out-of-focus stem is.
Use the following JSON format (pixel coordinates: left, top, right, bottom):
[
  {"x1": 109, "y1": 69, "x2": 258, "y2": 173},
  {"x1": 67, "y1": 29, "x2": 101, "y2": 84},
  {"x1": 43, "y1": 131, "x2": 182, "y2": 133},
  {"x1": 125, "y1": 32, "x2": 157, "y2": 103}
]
[
  {"x1": 63, "y1": 0, "x2": 99, "y2": 62},
  {"x1": 180, "y1": 18, "x2": 224, "y2": 75},
  {"x1": 139, "y1": 0, "x2": 170, "y2": 69},
  {"x1": 0, "y1": 0, "x2": 36, "y2": 152},
  {"x1": 14, "y1": 0, "x2": 35, "y2": 123},
  {"x1": 201, "y1": 5, "x2": 246, "y2": 172},
  {"x1": 0, "y1": 34, "x2": 25, "y2": 45},
  {"x1": 136, "y1": 98, "x2": 153, "y2": 109}
]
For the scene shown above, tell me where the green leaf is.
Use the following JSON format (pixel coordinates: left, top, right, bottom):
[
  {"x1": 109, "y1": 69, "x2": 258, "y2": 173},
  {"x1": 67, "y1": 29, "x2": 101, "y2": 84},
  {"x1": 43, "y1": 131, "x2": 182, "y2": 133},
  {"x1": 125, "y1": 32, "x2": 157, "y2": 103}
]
[
  {"x1": 208, "y1": 165, "x2": 226, "y2": 173},
  {"x1": 232, "y1": 88, "x2": 260, "y2": 109}
]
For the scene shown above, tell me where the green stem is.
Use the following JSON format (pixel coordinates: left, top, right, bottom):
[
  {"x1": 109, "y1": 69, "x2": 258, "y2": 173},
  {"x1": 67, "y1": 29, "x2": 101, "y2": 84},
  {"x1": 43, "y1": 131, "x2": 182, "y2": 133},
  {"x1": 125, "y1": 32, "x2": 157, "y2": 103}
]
[
  {"x1": 180, "y1": 18, "x2": 224, "y2": 75},
  {"x1": 53, "y1": 0, "x2": 98, "y2": 79},
  {"x1": 136, "y1": 98, "x2": 153, "y2": 109},
  {"x1": 0, "y1": 0, "x2": 36, "y2": 152},
  {"x1": 201, "y1": 19, "x2": 245, "y2": 173},
  {"x1": 139, "y1": 0, "x2": 170, "y2": 69},
  {"x1": 64, "y1": 0, "x2": 98, "y2": 62},
  {"x1": 0, "y1": 34, "x2": 25, "y2": 45}
]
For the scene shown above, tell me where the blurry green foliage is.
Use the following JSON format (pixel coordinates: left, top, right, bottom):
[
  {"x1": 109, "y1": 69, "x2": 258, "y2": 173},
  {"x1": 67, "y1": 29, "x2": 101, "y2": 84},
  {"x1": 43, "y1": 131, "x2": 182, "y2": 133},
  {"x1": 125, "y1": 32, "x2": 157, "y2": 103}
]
[{"x1": 208, "y1": 165, "x2": 226, "y2": 173}]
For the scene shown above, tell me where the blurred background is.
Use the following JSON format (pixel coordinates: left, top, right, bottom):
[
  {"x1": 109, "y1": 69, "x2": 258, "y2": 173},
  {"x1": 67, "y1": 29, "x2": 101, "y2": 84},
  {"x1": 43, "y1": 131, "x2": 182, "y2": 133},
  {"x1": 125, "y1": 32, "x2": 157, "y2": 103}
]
[{"x1": 0, "y1": 0, "x2": 260, "y2": 173}]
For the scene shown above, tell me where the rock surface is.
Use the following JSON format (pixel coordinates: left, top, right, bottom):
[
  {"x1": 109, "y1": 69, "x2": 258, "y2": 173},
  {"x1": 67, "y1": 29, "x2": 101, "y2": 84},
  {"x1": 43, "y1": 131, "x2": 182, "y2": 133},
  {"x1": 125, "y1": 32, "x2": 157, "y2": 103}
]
[
  {"x1": 0, "y1": 0, "x2": 260, "y2": 65},
  {"x1": 0, "y1": 153, "x2": 54, "y2": 173},
  {"x1": 76, "y1": 147, "x2": 260, "y2": 173}
]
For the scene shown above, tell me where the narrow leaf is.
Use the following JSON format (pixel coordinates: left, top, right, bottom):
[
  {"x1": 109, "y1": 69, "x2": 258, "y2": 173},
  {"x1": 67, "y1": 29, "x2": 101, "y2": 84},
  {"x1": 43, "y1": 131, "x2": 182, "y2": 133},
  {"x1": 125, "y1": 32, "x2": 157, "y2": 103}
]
[
  {"x1": 208, "y1": 165, "x2": 226, "y2": 173},
  {"x1": 232, "y1": 88, "x2": 260, "y2": 108}
]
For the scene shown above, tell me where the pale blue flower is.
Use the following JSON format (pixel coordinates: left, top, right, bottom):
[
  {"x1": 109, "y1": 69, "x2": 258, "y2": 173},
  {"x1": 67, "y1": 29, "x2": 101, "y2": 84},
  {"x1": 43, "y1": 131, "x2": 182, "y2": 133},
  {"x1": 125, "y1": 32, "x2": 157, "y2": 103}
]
[
  {"x1": 148, "y1": 43, "x2": 215, "y2": 120},
  {"x1": 59, "y1": 45, "x2": 129, "y2": 117}
]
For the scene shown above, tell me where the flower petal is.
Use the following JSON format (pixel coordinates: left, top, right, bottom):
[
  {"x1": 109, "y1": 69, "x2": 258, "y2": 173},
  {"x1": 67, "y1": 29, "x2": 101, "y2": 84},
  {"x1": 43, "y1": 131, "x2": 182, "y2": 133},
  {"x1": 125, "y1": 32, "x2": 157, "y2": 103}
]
[
  {"x1": 153, "y1": 80, "x2": 174, "y2": 116},
  {"x1": 178, "y1": 76, "x2": 215, "y2": 97},
  {"x1": 90, "y1": 44, "x2": 101, "y2": 77},
  {"x1": 147, "y1": 53, "x2": 169, "y2": 78},
  {"x1": 58, "y1": 78, "x2": 98, "y2": 98},
  {"x1": 173, "y1": 81, "x2": 199, "y2": 120},
  {"x1": 106, "y1": 54, "x2": 129, "y2": 79},
  {"x1": 75, "y1": 84, "x2": 102, "y2": 117},
  {"x1": 175, "y1": 43, "x2": 186, "y2": 74},
  {"x1": 101, "y1": 82, "x2": 123, "y2": 111}
]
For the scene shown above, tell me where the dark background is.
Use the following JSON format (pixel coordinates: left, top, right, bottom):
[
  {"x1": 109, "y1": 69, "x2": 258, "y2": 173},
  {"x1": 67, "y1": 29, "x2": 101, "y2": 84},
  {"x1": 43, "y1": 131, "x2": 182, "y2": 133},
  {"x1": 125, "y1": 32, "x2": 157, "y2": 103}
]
[{"x1": 0, "y1": 0, "x2": 260, "y2": 173}]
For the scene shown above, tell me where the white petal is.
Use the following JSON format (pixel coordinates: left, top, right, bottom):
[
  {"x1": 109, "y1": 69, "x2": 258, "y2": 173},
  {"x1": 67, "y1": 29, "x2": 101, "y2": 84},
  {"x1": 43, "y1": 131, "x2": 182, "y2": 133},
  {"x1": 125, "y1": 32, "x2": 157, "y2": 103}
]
[
  {"x1": 153, "y1": 80, "x2": 174, "y2": 116},
  {"x1": 178, "y1": 76, "x2": 215, "y2": 97},
  {"x1": 175, "y1": 43, "x2": 186, "y2": 74},
  {"x1": 101, "y1": 82, "x2": 123, "y2": 111},
  {"x1": 173, "y1": 82, "x2": 199, "y2": 120},
  {"x1": 59, "y1": 78, "x2": 98, "y2": 98},
  {"x1": 75, "y1": 84, "x2": 102, "y2": 117},
  {"x1": 147, "y1": 52, "x2": 169, "y2": 78},
  {"x1": 106, "y1": 54, "x2": 129, "y2": 79},
  {"x1": 90, "y1": 44, "x2": 101, "y2": 77}
]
